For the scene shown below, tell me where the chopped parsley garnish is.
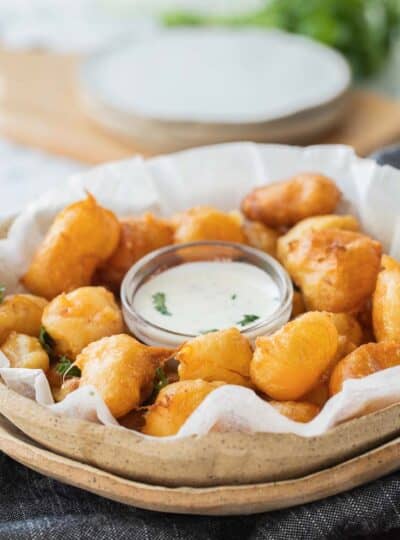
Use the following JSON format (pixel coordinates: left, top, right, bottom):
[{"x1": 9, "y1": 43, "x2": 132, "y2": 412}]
[
  {"x1": 231, "y1": 294, "x2": 237, "y2": 300},
  {"x1": 153, "y1": 366, "x2": 168, "y2": 394},
  {"x1": 200, "y1": 328, "x2": 219, "y2": 334},
  {"x1": 55, "y1": 356, "x2": 81, "y2": 378},
  {"x1": 237, "y1": 314, "x2": 260, "y2": 327},
  {"x1": 39, "y1": 326, "x2": 55, "y2": 356},
  {"x1": 152, "y1": 292, "x2": 171, "y2": 316},
  {"x1": 0, "y1": 285, "x2": 5, "y2": 304}
]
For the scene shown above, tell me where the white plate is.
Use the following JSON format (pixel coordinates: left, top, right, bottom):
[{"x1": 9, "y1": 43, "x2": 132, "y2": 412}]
[{"x1": 81, "y1": 28, "x2": 351, "y2": 124}]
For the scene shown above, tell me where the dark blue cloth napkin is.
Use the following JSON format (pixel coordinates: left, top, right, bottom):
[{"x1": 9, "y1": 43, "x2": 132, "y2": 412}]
[
  {"x1": 2, "y1": 146, "x2": 400, "y2": 540},
  {"x1": 1, "y1": 451, "x2": 400, "y2": 540}
]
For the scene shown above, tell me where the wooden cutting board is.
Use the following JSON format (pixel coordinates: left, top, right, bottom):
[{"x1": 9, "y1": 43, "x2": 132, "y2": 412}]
[{"x1": 0, "y1": 48, "x2": 400, "y2": 164}]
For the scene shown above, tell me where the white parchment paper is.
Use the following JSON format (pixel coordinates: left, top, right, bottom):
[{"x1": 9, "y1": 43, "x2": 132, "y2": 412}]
[{"x1": 1, "y1": 142, "x2": 400, "y2": 439}]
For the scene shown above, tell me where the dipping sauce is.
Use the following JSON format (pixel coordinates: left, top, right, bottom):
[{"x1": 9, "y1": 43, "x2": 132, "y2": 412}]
[{"x1": 132, "y1": 261, "x2": 281, "y2": 335}]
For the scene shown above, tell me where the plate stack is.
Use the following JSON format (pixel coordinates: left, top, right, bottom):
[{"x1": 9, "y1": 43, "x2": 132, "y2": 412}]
[{"x1": 79, "y1": 29, "x2": 351, "y2": 152}]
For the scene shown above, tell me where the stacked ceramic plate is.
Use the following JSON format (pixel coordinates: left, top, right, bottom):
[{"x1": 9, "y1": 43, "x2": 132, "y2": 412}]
[{"x1": 79, "y1": 29, "x2": 352, "y2": 152}]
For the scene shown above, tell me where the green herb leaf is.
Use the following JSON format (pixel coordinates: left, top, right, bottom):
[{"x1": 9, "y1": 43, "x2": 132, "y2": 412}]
[
  {"x1": 0, "y1": 285, "x2": 5, "y2": 304},
  {"x1": 152, "y1": 292, "x2": 172, "y2": 316},
  {"x1": 154, "y1": 366, "x2": 168, "y2": 393},
  {"x1": 200, "y1": 328, "x2": 219, "y2": 334},
  {"x1": 231, "y1": 294, "x2": 237, "y2": 300},
  {"x1": 236, "y1": 314, "x2": 260, "y2": 327},
  {"x1": 55, "y1": 356, "x2": 81, "y2": 378},
  {"x1": 162, "y1": 0, "x2": 400, "y2": 77},
  {"x1": 39, "y1": 326, "x2": 55, "y2": 355}
]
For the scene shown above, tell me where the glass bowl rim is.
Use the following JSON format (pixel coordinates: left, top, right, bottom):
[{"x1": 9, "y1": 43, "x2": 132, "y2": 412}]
[{"x1": 120, "y1": 240, "x2": 294, "y2": 339}]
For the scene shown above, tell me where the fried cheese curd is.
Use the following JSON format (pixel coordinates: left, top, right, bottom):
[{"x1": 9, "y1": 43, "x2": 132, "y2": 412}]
[
  {"x1": 281, "y1": 229, "x2": 382, "y2": 312},
  {"x1": 0, "y1": 293, "x2": 47, "y2": 344},
  {"x1": 22, "y1": 194, "x2": 120, "y2": 299},
  {"x1": 329, "y1": 342, "x2": 400, "y2": 395},
  {"x1": 268, "y1": 400, "x2": 320, "y2": 423},
  {"x1": 372, "y1": 255, "x2": 400, "y2": 342},
  {"x1": 241, "y1": 173, "x2": 341, "y2": 228},
  {"x1": 250, "y1": 312, "x2": 338, "y2": 400},
  {"x1": 142, "y1": 380, "x2": 225, "y2": 437},
  {"x1": 242, "y1": 221, "x2": 278, "y2": 257},
  {"x1": 52, "y1": 378, "x2": 80, "y2": 403},
  {"x1": 42, "y1": 286, "x2": 124, "y2": 359},
  {"x1": 75, "y1": 334, "x2": 173, "y2": 418},
  {"x1": 177, "y1": 327, "x2": 253, "y2": 388},
  {"x1": 1, "y1": 332, "x2": 49, "y2": 371},
  {"x1": 173, "y1": 206, "x2": 245, "y2": 244},
  {"x1": 96, "y1": 213, "x2": 174, "y2": 292},
  {"x1": 277, "y1": 214, "x2": 360, "y2": 267}
]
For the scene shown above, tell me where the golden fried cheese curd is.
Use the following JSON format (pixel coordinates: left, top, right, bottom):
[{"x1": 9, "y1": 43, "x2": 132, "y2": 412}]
[
  {"x1": 329, "y1": 342, "x2": 400, "y2": 395},
  {"x1": 250, "y1": 312, "x2": 338, "y2": 400},
  {"x1": 269, "y1": 400, "x2": 320, "y2": 423},
  {"x1": 96, "y1": 213, "x2": 174, "y2": 292},
  {"x1": 42, "y1": 286, "x2": 124, "y2": 359},
  {"x1": 0, "y1": 293, "x2": 47, "y2": 344},
  {"x1": 242, "y1": 221, "x2": 278, "y2": 258},
  {"x1": 142, "y1": 380, "x2": 225, "y2": 437},
  {"x1": 177, "y1": 327, "x2": 253, "y2": 388},
  {"x1": 173, "y1": 206, "x2": 245, "y2": 244},
  {"x1": 241, "y1": 173, "x2": 341, "y2": 228},
  {"x1": 1, "y1": 331, "x2": 49, "y2": 371},
  {"x1": 373, "y1": 255, "x2": 400, "y2": 342},
  {"x1": 277, "y1": 214, "x2": 359, "y2": 267},
  {"x1": 76, "y1": 334, "x2": 173, "y2": 418},
  {"x1": 281, "y1": 229, "x2": 382, "y2": 312},
  {"x1": 22, "y1": 194, "x2": 120, "y2": 299}
]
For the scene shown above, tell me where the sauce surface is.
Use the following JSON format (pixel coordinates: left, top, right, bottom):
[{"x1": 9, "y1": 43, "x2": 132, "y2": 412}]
[{"x1": 133, "y1": 261, "x2": 281, "y2": 335}]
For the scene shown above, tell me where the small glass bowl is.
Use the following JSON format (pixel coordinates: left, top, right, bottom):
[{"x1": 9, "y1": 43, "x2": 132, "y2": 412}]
[{"x1": 121, "y1": 241, "x2": 293, "y2": 347}]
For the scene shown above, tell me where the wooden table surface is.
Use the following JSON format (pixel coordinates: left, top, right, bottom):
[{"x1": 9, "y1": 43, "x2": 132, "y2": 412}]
[{"x1": 1, "y1": 48, "x2": 400, "y2": 164}]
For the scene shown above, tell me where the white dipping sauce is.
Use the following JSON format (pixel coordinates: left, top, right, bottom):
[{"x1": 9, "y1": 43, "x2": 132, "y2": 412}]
[{"x1": 133, "y1": 261, "x2": 281, "y2": 335}]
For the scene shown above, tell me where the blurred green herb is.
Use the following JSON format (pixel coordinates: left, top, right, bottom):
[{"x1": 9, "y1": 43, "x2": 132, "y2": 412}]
[
  {"x1": 152, "y1": 292, "x2": 172, "y2": 316},
  {"x1": 231, "y1": 294, "x2": 237, "y2": 300},
  {"x1": 163, "y1": 0, "x2": 400, "y2": 76},
  {"x1": 55, "y1": 356, "x2": 81, "y2": 378},
  {"x1": 0, "y1": 285, "x2": 5, "y2": 304},
  {"x1": 237, "y1": 314, "x2": 260, "y2": 327},
  {"x1": 39, "y1": 326, "x2": 55, "y2": 356},
  {"x1": 153, "y1": 366, "x2": 168, "y2": 394}
]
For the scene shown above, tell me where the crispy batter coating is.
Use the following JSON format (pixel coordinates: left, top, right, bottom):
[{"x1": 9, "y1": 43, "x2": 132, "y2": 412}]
[
  {"x1": 277, "y1": 214, "x2": 359, "y2": 267},
  {"x1": 76, "y1": 334, "x2": 172, "y2": 418},
  {"x1": 42, "y1": 287, "x2": 124, "y2": 359},
  {"x1": 372, "y1": 255, "x2": 400, "y2": 342},
  {"x1": 1, "y1": 332, "x2": 49, "y2": 371},
  {"x1": 142, "y1": 379, "x2": 225, "y2": 437},
  {"x1": 177, "y1": 328, "x2": 253, "y2": 387},
  {"x1": 291, "y1": 290, "x2": 306, "y2": 319},
  {"x1": 241, "y1": 173, "x2": 341, "y2": 228},
  {"x1": 52, "y1": 377, "x2": 80, "y2": 402},
  {"x1": 281, "y1": 229, "x2": 381, "y2": 312},
  {"x1": 302, "y1": 383, "x2": 330, "y2": 408},
  {"x1": 328, "y1": 313, "x2": 363, "y2": 347},
  {"x1": 96, "y1": 214, "x2": 174, "y2": 292},
  {"x1": 269, "y1": 400, "x2": 320, "y2": 423},
  {"x1": 0, "y1": 294, "x2": 48, "y2": 344},
  {"x1": 329, "y1": 342, "x2": 400, "y2": 395},
  {"x1": 22, "y1": 194, "x2": 120, "y2": 299},
  {"x1": 250, "y1": 312, "x2": 338, "y2": 400},
  {"x1": 173, "y1": 206, "x2": 245, "y2": 244},
  {"x1": 242, "y1": 221, "x2": 278, "y2": 257}
]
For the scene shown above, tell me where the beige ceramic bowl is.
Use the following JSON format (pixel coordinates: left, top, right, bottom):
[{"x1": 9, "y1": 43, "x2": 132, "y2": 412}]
[{"x1": 1, "y1": 214, "x2": 400, "y2": 490}]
